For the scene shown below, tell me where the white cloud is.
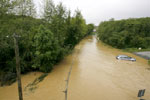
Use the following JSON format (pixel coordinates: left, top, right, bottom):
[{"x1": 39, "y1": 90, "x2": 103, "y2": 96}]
[{"x1": 35, "y1": 0, "x2": 150, "y2": 25}]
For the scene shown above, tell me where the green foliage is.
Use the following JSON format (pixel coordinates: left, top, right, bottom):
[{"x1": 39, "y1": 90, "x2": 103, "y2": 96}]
[
  {"x1": 87, "y1": 24, "x2": 94, "y2": 35},
  {"x1": 0, "y1": 0, "x2": 91, "y2": 83},
  {"x1": 0, "y1": 0, "x2": 14, "y2": 15},
  {"x1": 124, "y1": 48, "x2": 150, "y2": 53},
  {"x1": 64, "y1": 10, "x2": 89, "y2": 46},
  {"x1": 32, "y1": 25, "x2": 62, "y2": 72},
  {"x1": 97, "y1": 18, "x2": 150, "y2": 49}
]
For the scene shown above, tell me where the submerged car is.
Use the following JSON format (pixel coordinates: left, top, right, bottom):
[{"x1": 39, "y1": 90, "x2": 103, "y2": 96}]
[{"x1": 116, "y1": 55, "x2": 136, "y2": 61}]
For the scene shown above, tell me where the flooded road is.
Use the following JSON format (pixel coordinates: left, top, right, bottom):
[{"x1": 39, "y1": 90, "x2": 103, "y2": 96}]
[{"x1": 0, "y1": 36, "x2": 150, "y2": 100}]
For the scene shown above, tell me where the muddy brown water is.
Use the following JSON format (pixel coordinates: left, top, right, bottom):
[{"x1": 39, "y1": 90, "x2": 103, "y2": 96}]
[{"x1": 0, "y1": 36, "x2": 150, "y2": 100}]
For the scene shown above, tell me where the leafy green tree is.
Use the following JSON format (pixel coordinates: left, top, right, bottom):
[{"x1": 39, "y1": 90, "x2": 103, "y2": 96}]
[
  {"x1": 11, "y1": 0, "x2": 36, "y2": 17},
  {"x1": 43, "y1": 0, "x2": 55, "y2": 22},
  {"x1": 0, "y1": 0, "x2": 90, "y2": 85},
  {"x1": 25, "y1": 0, "x2": 36, "y2": 17},
  {"x1": 87, "y1": 24, "x2": 94, "y2": 35},
  {"x1": 0, "y1": 0, "x2": 15, "y2": 15},
  {"x1": 32, "y1": 25, "x2": 64, "y2": 72}
]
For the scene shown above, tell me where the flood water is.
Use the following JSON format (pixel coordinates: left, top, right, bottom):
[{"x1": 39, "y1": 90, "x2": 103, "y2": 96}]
[{"x1": 0, "y1": 36, "x2": 150, "y2": 100}]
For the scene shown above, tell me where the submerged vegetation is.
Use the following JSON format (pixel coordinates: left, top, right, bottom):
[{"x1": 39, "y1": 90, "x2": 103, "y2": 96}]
[
  {"x1": 0, "y1": 0, "x2": 94, "y2": 85},
  {"x1": 97, "y1": 18, "x2": 150, "y2": 50},
  {"x1": 24, "y1": 73, "x2": 48, "y2": 92}
]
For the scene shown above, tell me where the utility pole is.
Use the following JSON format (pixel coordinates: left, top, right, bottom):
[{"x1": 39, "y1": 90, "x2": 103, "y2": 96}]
[
  {"x1": 13, "y1": 33, "x2": 23, "y2": 100},
  {"x1": 12, "y1": 0, "x2": 24, "y2": 100}
]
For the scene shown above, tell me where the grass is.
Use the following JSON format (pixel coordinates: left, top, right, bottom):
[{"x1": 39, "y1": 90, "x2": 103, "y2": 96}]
[{"x1": 123, "y1": 48, "x2": 150, "y2": 53}]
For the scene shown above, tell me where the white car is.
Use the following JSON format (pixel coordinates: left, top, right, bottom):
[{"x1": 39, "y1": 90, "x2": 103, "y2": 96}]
[{"x1": 116, "y1": 55, "x2": 136, "y2": 62}]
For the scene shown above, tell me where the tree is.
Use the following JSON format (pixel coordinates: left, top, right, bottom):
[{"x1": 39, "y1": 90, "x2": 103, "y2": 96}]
[
  {"x1": 32, "y1": 25, "x2": 61, "y2": 72},
  {"x1": 87, "y1": 24, "x2": 94, "y2": 35},
  {"x1": 0, "y1": 0, "x2": 89, "y2": 85},
  {"x1": 0, "y1": 0, "x2": 15, "y2": 15},
  {"x1": 97, "y1": 17, "x2": 150, "y2": 49},
  {"x1": 73, "y1": 9, "x2": 87, "y2": 40},
  {"x1": 64, "y1": 9, "x2": 87, "y2": 46},
  {"x1": 25, "y1": 0, "x2": 36, "y2": 17},
  {"x1": 51, "y1": 2, "x2": 67, "y2": 44},
  {"x1": 43, "y1": 0, "x2": 55, "y2": 22},
  {"x1": 11, "y1": 0, "x2": 36, "y2": 17}
]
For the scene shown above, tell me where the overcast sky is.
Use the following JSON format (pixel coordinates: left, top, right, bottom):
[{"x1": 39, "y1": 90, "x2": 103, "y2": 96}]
[{"x1": 34, "y1": 0, "x2": 150, "y2": 25}]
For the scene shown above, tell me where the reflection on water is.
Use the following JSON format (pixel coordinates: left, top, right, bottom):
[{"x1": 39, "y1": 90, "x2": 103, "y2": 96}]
[{"x1": 0, "y1": 36, "x2": 150, "y2": 100}]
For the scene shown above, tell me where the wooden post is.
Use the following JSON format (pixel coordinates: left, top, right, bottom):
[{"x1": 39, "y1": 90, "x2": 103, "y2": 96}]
[{"x1": 13, "y1": 33, "x2": 23, "y2": 100}]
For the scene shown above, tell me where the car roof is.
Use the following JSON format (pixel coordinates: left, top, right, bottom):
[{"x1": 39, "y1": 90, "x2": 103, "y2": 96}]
[{"x1": 117, "y1": 55, "x2": 128, "y2": 57}]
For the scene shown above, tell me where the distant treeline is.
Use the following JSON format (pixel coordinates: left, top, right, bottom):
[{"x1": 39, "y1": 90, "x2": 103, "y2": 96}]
[
  {"x1": 0, "y1": 0, "x2": 94, "y2": 85},
  {"x1": 97, "y1": 18, "x2": 150, "y2": 49}
]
